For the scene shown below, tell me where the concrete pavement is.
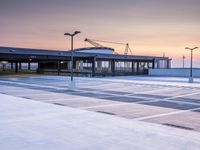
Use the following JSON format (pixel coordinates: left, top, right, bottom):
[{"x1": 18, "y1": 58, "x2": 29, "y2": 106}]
[{"x1": 0, "y1": 93, "x2": 200, "y2": 150}]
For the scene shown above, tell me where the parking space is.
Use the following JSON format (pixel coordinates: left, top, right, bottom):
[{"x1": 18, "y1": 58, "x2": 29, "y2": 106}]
[
  {"x1": 0, "y1": 75, "x2": 200, "y2": 133},
  {"x1": 86, "y1": 103, "x2": 178, "y2": 119},
  {"x1": 145, "y1": 110, "x2": 200, "y2": 132},
  {"x1": 171, "y1": 94, "x2": 200, "y2": 104}
]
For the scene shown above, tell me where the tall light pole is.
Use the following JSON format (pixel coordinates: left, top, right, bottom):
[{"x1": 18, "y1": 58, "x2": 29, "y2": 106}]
[
  {"x1": 185, "y1": 47, "x2": 198, "y2": 83},
  {"x1": 64, "y1": 31, "x2": 81, "y2": 89},
  {"x1": 182, "y1": 56, "x2": 185, "y2": 68}
]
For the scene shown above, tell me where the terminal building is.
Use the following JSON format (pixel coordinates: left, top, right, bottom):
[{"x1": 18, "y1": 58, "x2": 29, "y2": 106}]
[{"x1": 0, "y1": 46, "x2": 171, "y2": 76}]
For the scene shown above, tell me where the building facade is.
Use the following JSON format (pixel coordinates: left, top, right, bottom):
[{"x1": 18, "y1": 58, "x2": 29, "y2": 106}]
[{"x1": 0, "y1": 46, "x2": 171, "y2": 76}]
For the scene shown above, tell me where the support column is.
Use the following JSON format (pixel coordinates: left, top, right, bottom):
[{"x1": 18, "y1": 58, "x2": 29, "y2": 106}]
[
  {"x1": 152, "y1": 59, "x2": 155, "y2": 69},
  {"x1": 136, "y1": 61, "x2": 139, "y2": 74},
  {"x1": 67, "y1": 61, "x2": 71, "y2": 70},
  {"x1": 92, "y1": 58, "x2": 96, "y2": 77},
  {"x1": 73, "y1": 59, "x2": 76, "y2": 69},
  {"x1": 111, "y1": 60, "x2": 115, "y2": 76},
  {"x1": 37, "y1": 62, "x2": 43, "y2": 74},
  {"x1": 157, "y1": 60, "x2": 160, "y2": 69},
  {"x1": 97, "y1": 61, "x2": 102, "y2": 72},
  {"x1": 57, "y1": 61, "x2": 61, "y2": 75},
  {"x1": 15, "y1": 62, "x2": 18, "y2": 73},
  {"x1": 19, "y1": 62, "x2": 21, "y2": 70},
  {"x1": 132, "y1": 61, "x2": 135, "y2": 73},
  {"x1": 76, "y1": 61, "x2": 80, "y2": 71},
  {"x1": 167, "y1": 59, "x2": 171, "y2": 69},
  {"x1": 37, "y1": 62, "x2": 40, "y2": 74},
  {"x1": 11, "y1": 62, "x2": 14, "y2": 69},
  {"x1": 108, "y1": 61, "x2": 112, "y2": 73},
  {"x1": 28, "y1": 62, "x2": 31, "y2": 70},
  {"x1": 80, "y1": 61, "x2": 83, "y2": 72}
]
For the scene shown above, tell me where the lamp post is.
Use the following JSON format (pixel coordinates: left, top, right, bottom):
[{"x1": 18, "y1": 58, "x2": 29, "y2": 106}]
[
  {"x1": 182, "y1": 56, "x2": 185, "y2": 68},
  {"x1": 185, "y1": 47, "x2": 198, "y2": 83},
  {"x1": 64, "y1": 31, "x2": 81, "y2": 89}
]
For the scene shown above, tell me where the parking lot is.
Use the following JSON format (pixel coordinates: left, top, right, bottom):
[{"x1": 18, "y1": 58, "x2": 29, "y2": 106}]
[{"x1": 1, "y1": 75, "x2": 200, "y2": 132}]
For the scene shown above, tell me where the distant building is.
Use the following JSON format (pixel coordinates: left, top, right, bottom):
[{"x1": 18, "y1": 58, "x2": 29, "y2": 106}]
[{"x1": 0, "y1": 46, "x2": 171, "y2": 76}]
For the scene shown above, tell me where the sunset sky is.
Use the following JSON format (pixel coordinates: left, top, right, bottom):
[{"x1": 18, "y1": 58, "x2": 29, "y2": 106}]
[{"x1": 1, "y1": 0, "x2": 200, "y2": 67}]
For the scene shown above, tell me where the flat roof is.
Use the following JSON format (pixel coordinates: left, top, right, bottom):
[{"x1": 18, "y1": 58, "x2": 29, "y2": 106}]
[
  {"x1": 74, "y1": 47, "x2": 115, "y2": 52},
  {"x1": 0, "y1": 46, "x2": 169, "y2": 61}
]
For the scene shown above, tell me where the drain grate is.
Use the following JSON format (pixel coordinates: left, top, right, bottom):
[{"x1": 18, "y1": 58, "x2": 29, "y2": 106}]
[
  {"x1": 163, "y1": 123, "x2": 194, "y2": 130},
  {"x1": 53, "y1": 103, "x2": 66, "y2": 106},
  {"x1": 96, "y1": 111, "x2": 115, "y2": 115}
]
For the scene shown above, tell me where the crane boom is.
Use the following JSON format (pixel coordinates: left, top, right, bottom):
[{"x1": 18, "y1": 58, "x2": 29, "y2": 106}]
[
  {"x1": 84, "y1": 38, "x2": 104, "y2": 47},
  {"x1": 88, "y1": 39, "x2": 126, "y2": 45},
  {"x1": 84, "y1": 38, "x2": 133, "y2": 55}
]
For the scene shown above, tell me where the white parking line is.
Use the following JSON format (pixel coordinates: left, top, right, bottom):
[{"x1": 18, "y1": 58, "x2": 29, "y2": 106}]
[
  {"x1": 79, "y1": 99, "x2": 161, "y2": 109},
  {"x1": 164, "y1": 91, "x2": 200, "y2": 100},
  {"x1": 0, "y1": 80, "x2": 68, "y2": 90},
  {"x1": 162, "y1": 99, "x2": 200, "y2": 106},
  {"x1": 15, "y1": 92, "x2": 54, "y2": 97},
  {"x1": 134, "y1": 107, "x2": 200, "y2": 121},
  {"x1": 122, "y1": 87, "x2": 172, "y2": 96},
  {"x1": 43, "y1": 96, "x2": 90, "y2": 102},
  {"x1": 79, "y1": 102, "x2": 129, "y2": 109},
  {"x1": 1, "y1": 79, "x2": 200, "y2": 107},
  {"x1": 0, "y1": 81, "x2": 90, "y2": 96},
  {"x1": 79, "y1": 82, "x2": 116, "y2": 88},
  {"x1": 79, "y1": 88, "x2": 200, "y2": 102}
]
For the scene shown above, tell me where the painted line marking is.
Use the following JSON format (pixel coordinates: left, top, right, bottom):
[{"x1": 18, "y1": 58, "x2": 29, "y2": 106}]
[
  {"x1": 0, "y1": 80, "x2": 197, "y2": 99},
  {"x1": 21, "y1": 75, "x2": 200, "y2": 86},
  {"x1": 134, "y1": 107, "x2": 200, "y2": 121},
  {"x1": 79, "y1": 99, "x2": 161, "y2": 109},
  {"x1": 1, "y1": 79, "x2": 200, "y2": 107}
]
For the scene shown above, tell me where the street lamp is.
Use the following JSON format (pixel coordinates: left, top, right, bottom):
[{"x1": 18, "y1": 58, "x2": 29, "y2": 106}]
[
  {"x1": 182, "y1": 56, "x2": 185, "y2": 68},
  {"x1": 64, "y1": 31, "x2": 81, "y2": 89},
  {"x1": 185, "y1": 47, "x2": 198, "y2": 83}
]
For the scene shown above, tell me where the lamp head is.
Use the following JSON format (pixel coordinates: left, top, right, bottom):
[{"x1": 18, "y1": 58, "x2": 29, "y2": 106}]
[
  {"x1": 64, "y1": 33, "x2": 72, "y2": 36},
  {"x1": 185, "y1": 47, "x2": 199, "y2": 50},
  {"x1": 64, "y1": 31, "x2": 81, "y2": 36},
  {"x1": 193, "y1": 47, "x2": 198, "y2": 50},
  {"x1": 74, "y1": 31, "x2": 81, "y2": 35},
  {"x1": 74, "y1": 31, "x2": 81, "y2": 34}
]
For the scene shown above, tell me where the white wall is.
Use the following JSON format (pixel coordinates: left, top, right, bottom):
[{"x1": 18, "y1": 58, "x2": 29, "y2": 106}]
[{"x1": 149, "y1": 68, "x2": 200, "y2": 77}]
